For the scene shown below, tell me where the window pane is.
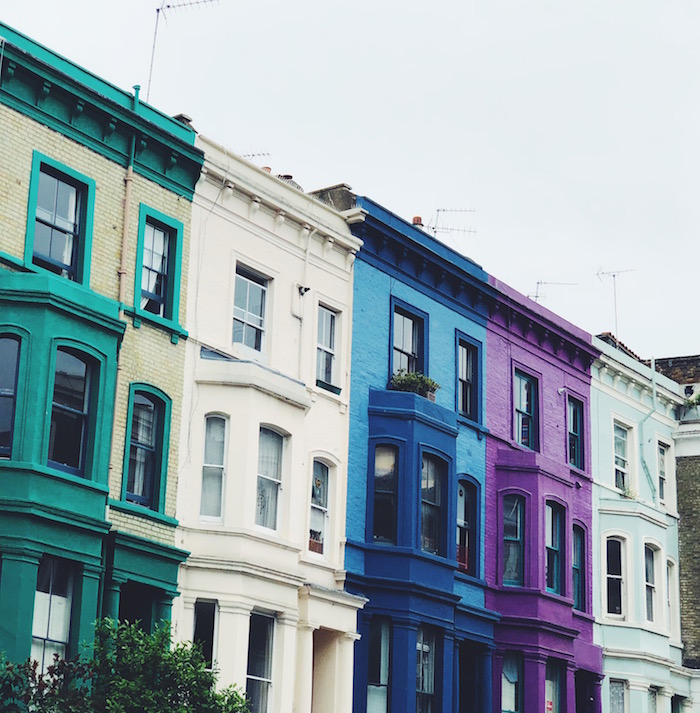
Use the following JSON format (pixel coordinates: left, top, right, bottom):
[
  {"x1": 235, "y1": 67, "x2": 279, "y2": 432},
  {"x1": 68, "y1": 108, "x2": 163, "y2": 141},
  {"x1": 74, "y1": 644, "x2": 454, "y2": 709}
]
[
  {"x1": 257, "y1": 476, "x2": 279, "y2": 529},
  {"x1": 610, "y1": 681, "x2": 625, "y2": 713},
  {"x1": 374, "y1": 445, "x2": 397, "y2": 543},
  {"x1": 0, "y1": 337, "x2": 20, "y2": 455},
  {"x1": 53, "y1": 350, "x2": 87, "y2": 410},
  {"x1": 49, "y1": 408, "x2": 84, "y2": 469},
  {"x1": 194, "y1": 601, "x2": 216, "y2": 668},
  {"x1": 607, "y1": 539, "x2": 622, "y2": 575},
  {"x1": 312, "y1": 461, "x2": 328, "y2": 508},
  {"x1": 204, "y1": 416, "x2": 226, "y2": 466},
  {"x1": 201, "y1": 466, "x2": 223, "y2": 518},
  {"x1": 258, "y1": 429, "x2": 282, "y2": 481}
]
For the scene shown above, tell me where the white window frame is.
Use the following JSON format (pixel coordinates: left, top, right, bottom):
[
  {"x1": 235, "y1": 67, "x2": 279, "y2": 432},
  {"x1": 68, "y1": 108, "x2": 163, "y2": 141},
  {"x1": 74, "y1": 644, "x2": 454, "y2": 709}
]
[
  {"x1": 193, "y1": 599, "x2": 218, "y2": 670},
  {"x1": 316, "y1": 305, "x2": 338, "y2": 387},
  {"x1": 644, "y1": 542, "x2": 661, "y2": 625},
  {"x1": 613, "y1": 421, "x2": 630, "y2": 491},
  {"x1": 609, "y1": 679, "x2": 627, "y2": 713},
  {"x1": 657, "y1": 442, "x2": 668, "y2": 505},
  {"x1": 233, "y1": 264, "x2": 268, "y2": 354},
  {"x1": 256, "y1": 427, "x2": 284, "y2": 530},
  {"x1": 200, "y1": 414, "x2": 227, "y2": 521},
  {"x1": 246, "y1": 612, "x2": 274, "y2": 713},
  {"x1": 605, "y1": 535, "x2": 627, "y2": 619},
  {"x1": 667, "y1": 558, "x2": 680, "y2": 640},
  {"x1": 309, "y1": 459, "x2": 330, "y2": 555}
]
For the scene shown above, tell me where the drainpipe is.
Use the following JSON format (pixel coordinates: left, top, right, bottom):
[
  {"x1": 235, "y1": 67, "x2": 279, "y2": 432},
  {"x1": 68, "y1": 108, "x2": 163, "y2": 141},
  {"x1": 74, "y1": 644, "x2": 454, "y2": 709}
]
[
  {"x1": 639, "y1": 357, "x2": 658, "y2": 501},
  {"x1": 293, "y1": 227, "x2": 316, "y2": 382}
]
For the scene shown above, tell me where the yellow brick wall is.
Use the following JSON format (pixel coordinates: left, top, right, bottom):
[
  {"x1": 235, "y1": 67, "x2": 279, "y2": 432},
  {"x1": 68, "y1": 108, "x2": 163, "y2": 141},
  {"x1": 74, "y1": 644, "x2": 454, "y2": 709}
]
[{"x1": 0, "y1": 102, "x2": 192, "y2": 548}]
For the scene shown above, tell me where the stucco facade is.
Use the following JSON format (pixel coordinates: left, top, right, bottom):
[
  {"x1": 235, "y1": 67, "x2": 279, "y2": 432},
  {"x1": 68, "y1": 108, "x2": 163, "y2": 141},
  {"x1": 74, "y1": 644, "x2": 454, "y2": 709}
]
[
  {"x1": 0, "y1": 20, "x2": 201, "y2": 662},
  {"x1": 591, "y1": 338, "x2": 690, "y2": 713},
  {"x1": 484, "y1": 277, "x2": 603, "y2": 713},
  {"x1": 171, "y1": 137, "x2": 364, "y2": 713}
]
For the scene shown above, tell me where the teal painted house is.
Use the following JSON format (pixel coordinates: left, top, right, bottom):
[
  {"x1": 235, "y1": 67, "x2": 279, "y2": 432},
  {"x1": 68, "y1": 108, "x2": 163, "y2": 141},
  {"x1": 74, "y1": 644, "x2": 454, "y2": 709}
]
[
  {"x1": 590, "y1": 336, "x2": 690, "y2": 712},
  {"x1": 0, "y1": 22, "x2": 202, "y2": 665}
]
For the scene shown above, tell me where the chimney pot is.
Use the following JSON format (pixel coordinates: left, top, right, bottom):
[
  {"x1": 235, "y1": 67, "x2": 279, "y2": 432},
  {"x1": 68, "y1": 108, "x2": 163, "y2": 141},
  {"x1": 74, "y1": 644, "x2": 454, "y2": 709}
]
[
  {"x1": 412, "y1": 216, "x2": 423, "y2": 227},
  {"x1": 261, "y1": 166, "x2": 272, "y2": 173}
]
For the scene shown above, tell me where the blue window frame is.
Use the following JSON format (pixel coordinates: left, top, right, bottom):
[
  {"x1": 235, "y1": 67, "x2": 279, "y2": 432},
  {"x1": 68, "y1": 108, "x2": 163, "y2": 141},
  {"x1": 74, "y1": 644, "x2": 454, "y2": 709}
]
[
  {"x1": 373, "y1": 444, "x2": 398, "y2": 544},
  {"x1": 0, "y1": 335, "x2": 20, "y2": 458},
  {"x1": 514, "y1": 369, "x2": 538, "y2": 450},
  {"x1": 367, "y1": 617, "x2": 391, "y2": 713},
  {"x1": 133, "y1": 204, "x2": 184, "y2": 330},
  {"x1": 457, "y1": 338, "x2": 479, "y2": 421},
  {"x1": 545, "y1": 502, "x2": 564, "y2": 594},
  {"x1": 122, "y1": 383, "x2": 171, "y2": 512},
  {"x1": 457, "y1": 478, "x2": 478, "y2": 575},
  {"x1": 25, "y1": 152, "x2": 95, "y2": 285},
  {"x1": 421, "y1": 453, "x2": 445, "y2": 555},
  {"x1": 503, "y1": 494, "x2": 525, "y2": 586},
  {"x1": 390, "y1": 300, "x2": 428, "y2": 377}
]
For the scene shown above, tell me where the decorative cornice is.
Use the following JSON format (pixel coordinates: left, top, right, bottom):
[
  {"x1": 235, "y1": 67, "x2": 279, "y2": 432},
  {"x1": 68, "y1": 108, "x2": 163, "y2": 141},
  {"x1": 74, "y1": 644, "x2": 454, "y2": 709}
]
[{"x1": 0, "y1": 25, "x2": 203, "y2": 199}]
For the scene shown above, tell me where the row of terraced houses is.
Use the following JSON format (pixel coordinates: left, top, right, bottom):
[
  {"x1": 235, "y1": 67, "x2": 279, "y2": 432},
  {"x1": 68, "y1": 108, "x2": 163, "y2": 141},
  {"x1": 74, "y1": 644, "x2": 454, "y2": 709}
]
[{"x1": 3, "y1": 21, "x2": 700, "y2": 713}]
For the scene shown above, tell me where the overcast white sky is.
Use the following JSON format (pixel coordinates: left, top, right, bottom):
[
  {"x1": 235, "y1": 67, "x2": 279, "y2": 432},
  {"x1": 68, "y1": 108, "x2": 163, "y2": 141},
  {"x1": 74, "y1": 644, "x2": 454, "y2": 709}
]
[{"x1": 3, "y1": 1, "x2": 698, "y2": 359}]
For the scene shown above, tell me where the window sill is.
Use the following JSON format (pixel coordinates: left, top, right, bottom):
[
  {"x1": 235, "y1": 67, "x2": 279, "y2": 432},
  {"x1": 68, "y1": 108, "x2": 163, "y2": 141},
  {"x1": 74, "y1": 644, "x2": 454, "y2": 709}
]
[
  {"x1": 316, "y1": 379, "x2": 341, "y2": 396},
  {"x1": 124, "y1": 307, "x2": 187, "y2": 344},
  {"x1": 109, "y1": 498, "x2": 178, "y2": 526},
  {"x1": 456, "y1": 414, "x2": 489, "y2": 437}
]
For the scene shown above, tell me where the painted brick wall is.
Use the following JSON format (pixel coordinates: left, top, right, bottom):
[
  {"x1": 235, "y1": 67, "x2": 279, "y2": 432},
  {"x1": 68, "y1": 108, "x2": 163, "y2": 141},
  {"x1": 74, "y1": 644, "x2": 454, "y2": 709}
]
[{"x1": 0, "y1": 100, "x2": 191, "y2": 546}]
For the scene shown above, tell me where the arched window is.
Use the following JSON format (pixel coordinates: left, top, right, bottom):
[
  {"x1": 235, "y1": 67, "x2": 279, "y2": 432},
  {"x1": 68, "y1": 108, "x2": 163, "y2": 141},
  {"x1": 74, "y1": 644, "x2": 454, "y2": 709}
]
[
  {"x1": 0, "y1": 335, "x2": 20, "y2": 458},
  {"x1": 256, "y1": 427, "x2": 284, "y2": 529},
  {"x1": 200, "y1": 415, "x2": 227, "y2": 519},
  {"x1": 503, "y1": 495, "x2": 525, "y2": 586},
  {"x1": 123, "y1": 384, "x2": 170, "y2": 511},
  {"x1": 373, "y1": 445, "x2": 398, "y2": 544},
  {"x1": 49, "y1": 347, "x2": 94, "y2": 475},
  {"x1": 457, "y1": 479, "x2": 477, "y2": 575},
  {"x1": 309, "y1": 460, "x2": 330, "y2": 554},
  {"x1": 606, "y1": 537, "x2": 625, "y2": 617},
  {"x1": 421, "y1": 454, "x2": 445, "y2": 555},
  {"x1": 545, "y1": 502, "x2": 564, "y2": 594}
]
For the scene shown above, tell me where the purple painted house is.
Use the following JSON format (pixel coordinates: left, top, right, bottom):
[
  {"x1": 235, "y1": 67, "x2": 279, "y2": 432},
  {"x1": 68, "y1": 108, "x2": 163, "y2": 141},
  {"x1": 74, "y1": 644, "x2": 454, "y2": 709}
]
[{"x1": 485, "y1": 278, "x2": 603, "y2": 713}]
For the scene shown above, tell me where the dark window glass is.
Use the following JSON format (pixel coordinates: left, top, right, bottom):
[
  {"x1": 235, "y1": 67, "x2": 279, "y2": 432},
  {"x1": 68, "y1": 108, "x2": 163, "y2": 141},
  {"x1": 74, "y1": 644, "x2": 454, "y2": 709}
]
[
  {"x1": 140, "y1": 221, "x2": 171, "y2": 318},
  {"x1": 49, "y1": 348, "x2": 91, "y2": 473},
  {"x1": 546, "y1": 502, "x2": 564, "y2": 594},
  {"x1": 572, "y1": 525, "x2": 585, "y2": 611},
  {"x1": 568, "y1": 396, "x2": 584, "y2": 468},
  {"x1": 607, "y1": 538, "x2": 623, "y2": 615},
  {"x1": 373, "y1": 445, "x2": 398, "y2": 544},
  {"x1": 246, "y1": 614, "x2": 274, "y2": 713},
  {"x1": 503, "y1": 495, "x2": 524, "y2": 586},
  {"x1": 514, "y1": 370, "x2": 538, "y2": 450},
  {"x1": 393, "y1": 308, "x2": 422, "y2": 374},
  {"x1": 33, "y1": 168, "x2": 82, "y2": 279},
  {"x1": 421, "y1": 455, "x2": 444, "y2": 555},
  {"x1": 194, "y1": 600, "x2": 216, "y2": 668},
  {"x1": 0, "y1": 336, "x2": 20, "y2": 457},
  {"x1": 458, "y1": 341, "x2": 477, "y2": 419},
  {"x1": 457, "y1": 480, "x2": 477, "y2": 575},
  {"x1": 127, "y1": 393, "x2": 160, "y2": 507}
]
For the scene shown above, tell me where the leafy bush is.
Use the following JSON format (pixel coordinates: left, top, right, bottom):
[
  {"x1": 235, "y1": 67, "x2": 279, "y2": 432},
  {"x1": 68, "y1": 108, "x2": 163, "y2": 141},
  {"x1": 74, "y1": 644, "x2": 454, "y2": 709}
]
[
  {"x1": 0, "y1": 620, "x2": 248, "y2": 713},
  {"x1": 389, "y1": 369, "x2": 440, "y2": 397}
]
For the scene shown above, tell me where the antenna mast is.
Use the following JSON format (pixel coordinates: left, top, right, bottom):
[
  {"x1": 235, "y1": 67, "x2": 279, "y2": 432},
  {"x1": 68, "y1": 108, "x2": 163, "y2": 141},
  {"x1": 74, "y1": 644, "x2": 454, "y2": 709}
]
[
  {"x1": 596, "y1": 267, "x2": 635, "y2": 338},
  {"x1": 527, "y1": 280, "x2": 577, "y2": 303},
  {"x1": 147, "y1": 0, "x2": 217, "y2": 102}
]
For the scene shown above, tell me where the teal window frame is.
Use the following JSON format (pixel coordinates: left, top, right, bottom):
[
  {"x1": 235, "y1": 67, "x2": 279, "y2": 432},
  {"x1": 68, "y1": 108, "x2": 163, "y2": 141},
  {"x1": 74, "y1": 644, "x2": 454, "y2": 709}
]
[
  {"x1": 0, "y1": 332, "x2": 23, "y2": 459},
  {"x1": 121, "y1": 382, "x2": 171, "y2": 514},
  {"x1": 545, "y1": 501, "x2": 564, "y2": 594},
  {"x1": 24, "y1": 151, "x2": 95, "y2": 285},
  {"x1": 572, "y1": 524, "x2": 586, "y2": 611},
  {"x1": 133, "y1": 204, "x2": 184, "y2": 333}
]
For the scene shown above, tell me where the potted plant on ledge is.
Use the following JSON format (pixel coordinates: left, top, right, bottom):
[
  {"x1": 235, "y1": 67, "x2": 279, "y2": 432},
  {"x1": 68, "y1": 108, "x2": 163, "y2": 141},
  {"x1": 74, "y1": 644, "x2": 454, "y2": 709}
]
[{"x1": 389, "y1": 369, "x2": 441, "y2": 401}]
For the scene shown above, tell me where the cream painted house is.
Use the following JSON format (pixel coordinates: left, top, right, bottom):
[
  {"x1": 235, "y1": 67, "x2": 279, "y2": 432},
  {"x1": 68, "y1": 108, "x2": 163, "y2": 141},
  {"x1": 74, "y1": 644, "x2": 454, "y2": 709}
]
[{"x1": 171, "y1": 135, "x2": 365, "y2": 713}]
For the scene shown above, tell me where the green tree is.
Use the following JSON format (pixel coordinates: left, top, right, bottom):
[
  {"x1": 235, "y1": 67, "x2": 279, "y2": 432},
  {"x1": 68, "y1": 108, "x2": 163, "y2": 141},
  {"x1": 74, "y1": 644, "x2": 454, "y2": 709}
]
[{"x1": 0, "y1": 619, "x2": 248, "y2": 713}]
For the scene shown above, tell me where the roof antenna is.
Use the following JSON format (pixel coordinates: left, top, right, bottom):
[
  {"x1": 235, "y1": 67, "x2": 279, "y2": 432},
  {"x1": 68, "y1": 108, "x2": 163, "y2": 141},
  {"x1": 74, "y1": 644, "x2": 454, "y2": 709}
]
[
  {"x1": 527, "y1": 280, "x2": 577, "y2": 303},
  {"x1": 596, "y1": 267, "x2": 636, "y2": 338},
  {"x1": 147, "y1": 0, "x2": 217, "y2": 102},
  {"x1": 426, "y1": 209, "x2": 477, "y2": 251}
]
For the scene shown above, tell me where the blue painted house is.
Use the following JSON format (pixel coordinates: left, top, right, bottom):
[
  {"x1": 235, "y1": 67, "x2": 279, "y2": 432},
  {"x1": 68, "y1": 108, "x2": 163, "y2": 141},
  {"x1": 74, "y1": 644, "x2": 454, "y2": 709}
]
[{"x1": 313, "y1": 188, "x2": 499, "y2": 713}]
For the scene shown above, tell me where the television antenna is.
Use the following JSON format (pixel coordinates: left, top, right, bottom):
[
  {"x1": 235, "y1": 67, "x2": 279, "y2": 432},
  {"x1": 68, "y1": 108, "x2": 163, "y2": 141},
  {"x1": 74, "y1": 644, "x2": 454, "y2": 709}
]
[
  {"x1": 527, "y1": 280, "x2": 577, "y2": 303},
  {"x1": 426, "y1": 209, "x2": 476, "y2": 251},
  {"x1": 240, "y1": 152, "x2": 271, "y2": 163},
  {"x1": 597, "y1": 267, "x2": 636, "y2": 338},
  {"x1": 147, "y1": 0, "x2": 218, "y2": 102}
]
